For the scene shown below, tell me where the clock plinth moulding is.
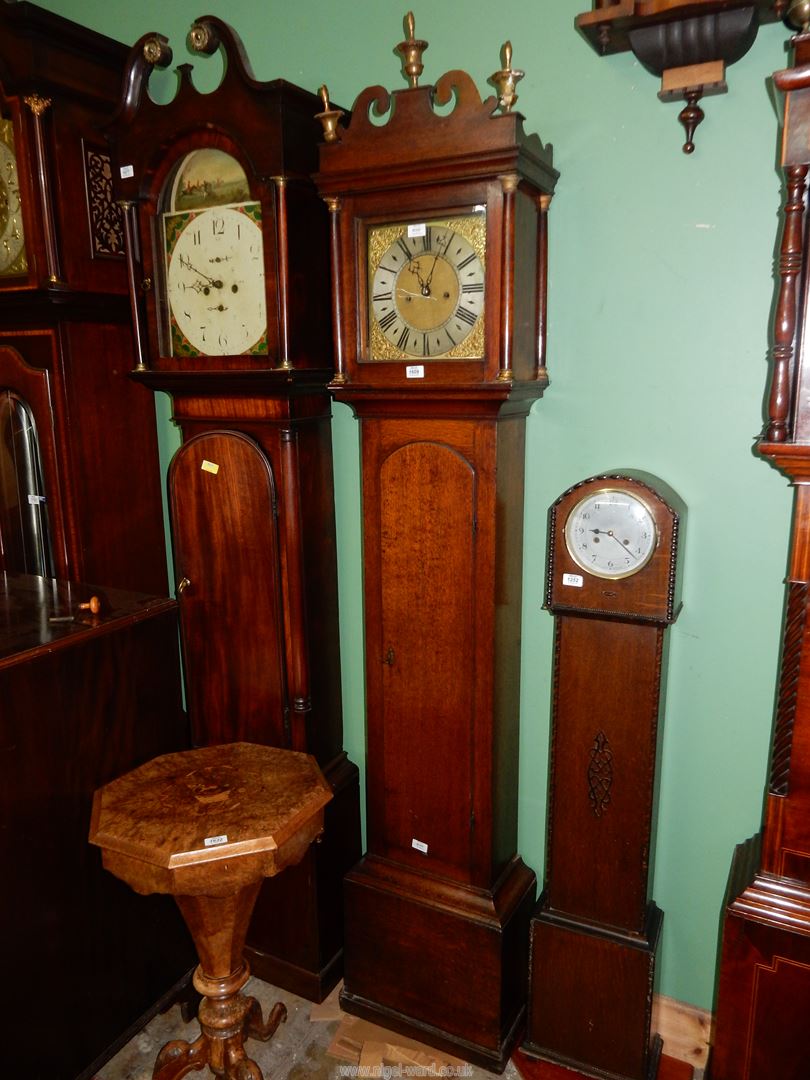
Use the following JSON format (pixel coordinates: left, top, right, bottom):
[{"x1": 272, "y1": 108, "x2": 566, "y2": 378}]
[
  {"x1": 522, "y1": 472, "x2": 686, "y2": 1080},
  {"x1": 106, "y1": 16, "x2": 361, "y2": 1003},
  {"x1": 315, "y1": 13, "x2": 557, "y2": 1071},
  {"x1": 711, "y1": 10, "x2": 810, "y2": 1076}
]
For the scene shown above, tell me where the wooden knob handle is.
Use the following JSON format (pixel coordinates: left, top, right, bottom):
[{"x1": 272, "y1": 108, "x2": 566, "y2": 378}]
[{"x1": 78, "y1": 596, "x2": 101, "y2": 614}]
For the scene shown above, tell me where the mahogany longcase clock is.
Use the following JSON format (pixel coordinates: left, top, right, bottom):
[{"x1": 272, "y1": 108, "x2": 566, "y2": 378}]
[
  {"x1": 315, "y1": 15, "x2": 558, "y2": 1070},
  {"x1": 107, "y1": 17, "x2": 360, "y2": 1001},
  {"x1": 0, "y1": 0, "x2": 168, "y2": 594},
  {"x1": 712, "y1": 7, "x2": 810, "y2": 1076}
]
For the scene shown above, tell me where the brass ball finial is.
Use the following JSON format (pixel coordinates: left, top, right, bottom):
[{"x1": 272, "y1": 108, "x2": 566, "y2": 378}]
[
  {"x1": 788, "y1": 0, "x2": 810, "y2": 32},
  {"x1": 490, "y1": 40, "x2": 524, "y2": 114},
  {"x1": 315, "y1": 84, "x2": 345, "y2": 143},
  {"x1": 396, "y1": 11, "x2": 428, "y2": 88}
]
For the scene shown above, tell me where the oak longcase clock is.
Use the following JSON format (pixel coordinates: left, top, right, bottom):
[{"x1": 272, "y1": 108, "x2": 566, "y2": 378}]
[
  {"x1": 107, "y1": 15, "x2": 360, "y2": 1001},
  {"x1": 315, "y1": 15, "x2": 557, "y2": 1071}
]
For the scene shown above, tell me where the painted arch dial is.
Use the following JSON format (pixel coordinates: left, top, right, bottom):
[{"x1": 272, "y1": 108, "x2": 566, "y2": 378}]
[
  {"x1": 368, "y1": 211, "x2": 485, "y2": 361},
  {"x1": 564, "y1": 488, "x2": 658, "y2": 580}
]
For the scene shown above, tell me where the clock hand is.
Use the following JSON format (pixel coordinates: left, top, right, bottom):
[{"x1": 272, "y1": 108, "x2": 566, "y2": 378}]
[
  {"x1": 178, "y1": 254, "x2": 223, "y2": 288},
  {"x1": 396, "y1": 287, "x2": 439, "y2": 302},
  {"x1": 589, "y1": 528, "x2": 640, "y2": 559}
]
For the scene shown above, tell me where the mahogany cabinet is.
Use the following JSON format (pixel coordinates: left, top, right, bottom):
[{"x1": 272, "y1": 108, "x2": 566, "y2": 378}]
[
  {"x1": 0, "y1": 573, "x2": 194, "y2": 1078},
  {"x1": 0, "y1": 0, "x2": 168, "y2": 595}
]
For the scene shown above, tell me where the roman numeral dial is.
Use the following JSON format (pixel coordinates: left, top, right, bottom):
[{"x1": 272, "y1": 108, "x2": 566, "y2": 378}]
[{"x1": 368, "y1": 212, "x2": 485, "y2": 361}]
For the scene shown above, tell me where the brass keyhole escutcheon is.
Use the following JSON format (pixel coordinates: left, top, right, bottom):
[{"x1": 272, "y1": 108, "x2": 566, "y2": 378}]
[{"x1": 383, "y1": 647, "x2": 395, "y2": 666}]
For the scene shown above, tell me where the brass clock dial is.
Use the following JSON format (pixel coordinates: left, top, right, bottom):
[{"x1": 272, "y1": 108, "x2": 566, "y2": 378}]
[
  {"x1": 367, "y1": 210, "x2": 485, "y2": 361},
  {"x1": 0, "y1": 118, "x2": 27, "y2": 278},
  {"x1": 564, "y1": 488, "x2": 658, "y2": 580},
  {"x1": 163, "y1": 202, "x2": 267, "y2": 358}
]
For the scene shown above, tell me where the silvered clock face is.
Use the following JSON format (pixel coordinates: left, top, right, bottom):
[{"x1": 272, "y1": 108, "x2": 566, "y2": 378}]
[
  {"x1": 367, "y1": 211, "x2": 485, "y2": 361},
  {"x1": 163, "y1": 202, "x2": 267, "y2": 358},
  {"x1": 564, "y1": 489, "x2": 658, "y2": 580},
  {"x1": 0, "y1": 120, "x2": 27, "y2": 278}
]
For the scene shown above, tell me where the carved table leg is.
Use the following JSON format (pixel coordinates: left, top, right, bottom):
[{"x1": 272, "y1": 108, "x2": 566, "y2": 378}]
[{"x1": 155, "y1": 883, "x2": 287, "y2": 1080}]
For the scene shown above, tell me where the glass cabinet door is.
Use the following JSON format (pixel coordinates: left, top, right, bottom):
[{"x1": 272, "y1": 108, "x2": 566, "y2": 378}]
[{"x1": 0, "y1": 389, "x2": 54, "y2": 577}]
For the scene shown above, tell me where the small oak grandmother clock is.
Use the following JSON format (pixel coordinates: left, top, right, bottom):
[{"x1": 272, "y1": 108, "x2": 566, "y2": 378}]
[
  {"x1": 315, "y1": 14, "x2": 558, "y2": 1071},
  {"x1": 523, "y1": 473, "x2": 685, "y2": 1080},
  {"x1": 712, "y1": 4, "x2": 810, "y2": 1076},
  {"x1": 106, "y1": 17, "x2": 360, "y2": 1001}
]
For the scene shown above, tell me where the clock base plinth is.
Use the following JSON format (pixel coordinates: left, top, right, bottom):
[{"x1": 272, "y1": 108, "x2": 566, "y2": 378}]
[
  {"x1": 524, "y1": 896, "x2": 663, "y2": 1080},
  {"x1": 711, "y1": 833, "x2": 810, "y2": 1080},
  {"x1": 341, "y1": 853, "x2": 536, "y2": 1073},
  {"x1": 246, "y1": 757, "x2": 361, "y2": 1002}
]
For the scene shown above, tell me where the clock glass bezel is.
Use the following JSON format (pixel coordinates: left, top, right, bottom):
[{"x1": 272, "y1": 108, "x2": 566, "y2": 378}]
[
  {"x1": 363, "y1": 206, "x2": 486, "y2": 363},
  {"x1": 564, "y1": 487, "x2": 659, "y2": 581}
]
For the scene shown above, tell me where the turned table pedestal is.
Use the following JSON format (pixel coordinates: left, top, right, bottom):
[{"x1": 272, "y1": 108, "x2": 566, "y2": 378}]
[{"x1": 90, "y1": 742, "x2": 332, "y2": 1080}]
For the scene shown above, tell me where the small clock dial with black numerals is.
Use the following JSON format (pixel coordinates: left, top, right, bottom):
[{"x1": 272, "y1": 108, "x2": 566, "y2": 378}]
[
  {"x1": 163, "y1": 202, "x2": 267, "y2": 358},
  {"x1": 367, "y1": 211, "x2": 485, "y2": 361},
  {"x1": 564, "y1": 488, "x2": 658, "y2": 580}
]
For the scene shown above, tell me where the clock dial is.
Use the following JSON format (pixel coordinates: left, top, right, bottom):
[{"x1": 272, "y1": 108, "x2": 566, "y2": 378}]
[
  {"x1": 0, "y1": 119, "x2": 27, "y2": 278},
  {"x1": 564, "y1": 488, "x2": 657, "y2": 580},
  {"x1": 367, "y1": 211, "x2": 485, "y2": 361},
  {"x1": 163, "y1": 202, "x2": 267, "y2": 357}
]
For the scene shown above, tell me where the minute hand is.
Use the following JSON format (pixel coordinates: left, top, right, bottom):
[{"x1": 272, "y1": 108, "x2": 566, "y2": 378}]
[{"x1": 589, "y1": 528, "x2": 639, "y2": 560}]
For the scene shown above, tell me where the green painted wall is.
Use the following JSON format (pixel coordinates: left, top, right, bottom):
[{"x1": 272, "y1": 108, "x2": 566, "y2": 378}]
[{"x1": 40, "y1": 0, "x2": 796, "y2": 1011}]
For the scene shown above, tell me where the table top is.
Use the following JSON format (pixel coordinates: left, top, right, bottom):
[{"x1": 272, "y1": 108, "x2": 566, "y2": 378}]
[
  {"x1": 0, "y1": 572, "x2": 175, "y2": 669},
  {"x1": 89, "y1": 742, "x2": 332, "y2": 897}
]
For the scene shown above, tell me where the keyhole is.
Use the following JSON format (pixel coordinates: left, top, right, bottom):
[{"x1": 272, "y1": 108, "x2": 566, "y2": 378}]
[{"x1": 383, "y1": 647, "x2": 395, "y2": 666}]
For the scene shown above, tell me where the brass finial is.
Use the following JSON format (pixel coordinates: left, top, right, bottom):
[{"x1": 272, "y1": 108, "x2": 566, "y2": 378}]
[
  {"x1": 396, "y1": 12, "x2": 428, "y2": 88},
  {"x1": 315, "y1": 85, "x2": 345, "y2": 143},
  {"x1": 142, "y1": 34, "x2": 173, "y2": 69},
  {"x1": 788, "y1": 0, "x2": 810, "y2": 32},
  {"x1": 490, "y1": 41, "x2": 524, "y2": 114}
]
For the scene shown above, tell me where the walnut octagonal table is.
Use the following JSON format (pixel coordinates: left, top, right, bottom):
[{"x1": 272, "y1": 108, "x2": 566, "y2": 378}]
[{"x1": 90, "y1": 742, "x2": 332, "y2": 1080}]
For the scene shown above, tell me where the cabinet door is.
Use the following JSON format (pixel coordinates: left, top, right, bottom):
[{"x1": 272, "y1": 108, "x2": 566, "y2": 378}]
[
  {"x1": 376, "y1": 440, "x2": 477, "y2": 884},
  {"x1": 170, "y1": 430, "x2": 288, "y2": 746}
]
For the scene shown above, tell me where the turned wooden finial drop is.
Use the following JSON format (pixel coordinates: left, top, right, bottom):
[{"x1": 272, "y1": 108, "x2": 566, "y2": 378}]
[
  {"x1": 490, "y1": 40, "x2": 524, "y2": 114},
  {"x1": 396, "y1": 11, "x2": 428, "y2": 88},
  {"x1": 679, "y1": 91, "x2": 705, "y2": 155},
  {"x1": 315, "y1": 84, "x2": 345, "y2": 143}
]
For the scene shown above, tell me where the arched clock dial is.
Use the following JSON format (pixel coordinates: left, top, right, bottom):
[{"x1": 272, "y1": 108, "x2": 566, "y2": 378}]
[
  {"x1": 0, "y1": 119, "x2": 26, "y2": 278},
  {"x1": 163, "y1": 202, "x2": 267, "y2": 358},
  {"x1": 367, "y1": 211, "x2": 485, "y2": 360}
]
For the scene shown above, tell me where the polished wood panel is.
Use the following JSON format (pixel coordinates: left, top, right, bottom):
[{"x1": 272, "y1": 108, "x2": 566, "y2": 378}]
[
  {"x1": 0, "y1": 573, "x2": 193, "y2": 1078},
  {"x1": 170, "y1": 431, "x2": 287, "y2": 748}
]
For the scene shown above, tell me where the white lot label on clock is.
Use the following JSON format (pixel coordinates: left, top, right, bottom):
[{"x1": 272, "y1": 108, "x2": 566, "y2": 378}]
[
  {"x1": 203, "y1": 834, "x2": 228, "y2": 847},
  {"x1": 406, "y1": 365, "x2": 425, "y2": 379},
  {"x1": 201, "y1": 460, "x2": 220, "y2": 475},
  {"x1": 119, "y1": 164, "x2": 134, "y2": 179},
  {"x1": 562, "y1": 573, "x2": 584, "y2": 588},
  {"x1": 411, "y1": 838, "x2": 428, "y2": 854},
  {"x1": 407, "y1": 222, "x2": 427, "y2": 238}
]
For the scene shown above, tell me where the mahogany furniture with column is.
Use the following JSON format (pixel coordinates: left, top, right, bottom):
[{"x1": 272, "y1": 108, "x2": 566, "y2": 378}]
[
  {"x1": 90, "y1": 742, "x2": 332, "y2": 1080},
  {"x1": 106, "y1": 17, "x2": 360, "y2": 1000},
  {"x1": 315, "y1": 15, "x2": 558, "y2": 1071},
  {"x1": 0, "y1": 0, "x2": 167, "y2": 594},
  {"x1": 711, "y1": 9, "x2": 810, "y2": 1078},
  {"x1": 1, "y1": 574, "x2": 194, "y2": 1078}
]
